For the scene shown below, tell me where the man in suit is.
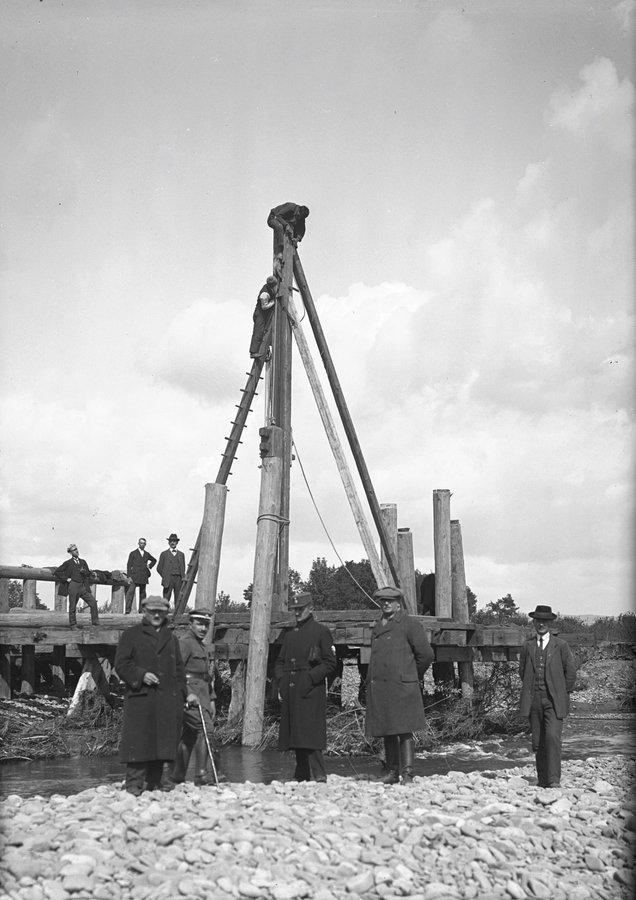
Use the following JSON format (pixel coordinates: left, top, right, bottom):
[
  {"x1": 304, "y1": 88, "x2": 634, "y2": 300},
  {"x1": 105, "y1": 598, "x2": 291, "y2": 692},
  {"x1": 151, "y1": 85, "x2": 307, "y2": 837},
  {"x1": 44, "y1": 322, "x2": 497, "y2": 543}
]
[
  {"x1": 125, "y1": 538, "x2": 157, "y2": 614},
  {"x1": 518, "y1": 604, "x2": 577, "y2": 789},
  {"x1": 54, "y1": 543, "x2": 99, "y2": 628},
  {"x1": 157, "y1": 533, "x2": 186, "y2": 606}
]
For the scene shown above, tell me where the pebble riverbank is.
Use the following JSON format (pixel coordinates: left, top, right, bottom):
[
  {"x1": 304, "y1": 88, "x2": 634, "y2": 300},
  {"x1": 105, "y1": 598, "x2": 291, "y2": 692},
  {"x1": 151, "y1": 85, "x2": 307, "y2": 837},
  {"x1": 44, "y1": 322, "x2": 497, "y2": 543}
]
[{"x1": 1, "y1": 755, "x2": 634, "y2": 900}]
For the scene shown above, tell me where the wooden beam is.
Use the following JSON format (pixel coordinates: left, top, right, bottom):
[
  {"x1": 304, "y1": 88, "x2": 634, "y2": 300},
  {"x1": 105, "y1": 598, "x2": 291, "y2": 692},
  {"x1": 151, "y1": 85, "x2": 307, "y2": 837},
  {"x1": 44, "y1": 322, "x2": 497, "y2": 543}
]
[
  {"x1": 397, "y1": 527, "x2": 417, "y2": 615},
  {"x1": 195, "y1": 482, "x2": 228, "y2": 619},
  {"x1": 287, "y1": 292, "x2": 389, "y2": 590},
  {"x1": 243, "y1": 425, "x2": 284, "y2": 746},
  {"x1": 292, "y1": 250, "x2": 401, "y2": 585},
  {"x1": 433, "y1": 490, "x2": 452, "y2": 617}
]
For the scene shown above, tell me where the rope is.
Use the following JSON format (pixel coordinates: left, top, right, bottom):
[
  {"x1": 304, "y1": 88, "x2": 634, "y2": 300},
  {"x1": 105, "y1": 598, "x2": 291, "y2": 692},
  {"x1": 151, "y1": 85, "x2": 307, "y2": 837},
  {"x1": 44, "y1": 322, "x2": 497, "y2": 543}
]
[{"x1": 292, "y1": 439, "x2": 380, "y2": 608}]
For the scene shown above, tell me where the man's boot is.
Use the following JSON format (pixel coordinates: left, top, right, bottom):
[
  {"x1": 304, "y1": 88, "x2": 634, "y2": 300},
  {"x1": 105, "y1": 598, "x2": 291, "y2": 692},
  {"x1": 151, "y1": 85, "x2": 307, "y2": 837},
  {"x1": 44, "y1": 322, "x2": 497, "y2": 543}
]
[
  {"x1": 400, "y1": 736, "x2": 415, "y2": 785},
  {"x1": 380, "y1": 736, "x2": 400, "y2": 784}
]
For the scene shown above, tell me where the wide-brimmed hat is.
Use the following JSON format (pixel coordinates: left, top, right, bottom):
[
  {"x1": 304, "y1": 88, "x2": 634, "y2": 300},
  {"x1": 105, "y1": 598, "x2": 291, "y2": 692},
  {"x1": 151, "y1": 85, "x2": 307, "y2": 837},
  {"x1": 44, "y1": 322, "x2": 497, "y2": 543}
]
[
  {"x1": 528, "y1": 605, "x2": 557, "y2": 621},
  {"x1": 289, "y1": 592, "x2": 313, "y2": 610},
  {"x1": 374, "y1": 586, "x2": 405, "y2": 605},
  {"x1": 166, "y1": 533, "x2": 180, "y2": 542},
  {"x1": 67, "y1": 543, "x2": 78, "y2": 553},
  {"x1": 142, "y1": 595, "x2": 170, "y2": 611},
  {"x1": 189, "y1": 607, "x2": 213, "y2": 621}
]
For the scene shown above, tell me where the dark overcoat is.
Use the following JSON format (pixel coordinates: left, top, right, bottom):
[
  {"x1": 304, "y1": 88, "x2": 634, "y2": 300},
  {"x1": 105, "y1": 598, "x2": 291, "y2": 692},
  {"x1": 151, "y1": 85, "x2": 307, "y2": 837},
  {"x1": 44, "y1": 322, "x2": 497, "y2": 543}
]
[
  {"x1": 518, "y1": 635, "x2": 576, "y2": 719},
  {"x1": 365, "y1": 610, "x2": 434, "y2": 738},
  {"x1": 275, "y1": 615, "x2": 337, "y2": 751},
  {"x1": 115, "y1": 621, "x2": 186, "y2": 762}
]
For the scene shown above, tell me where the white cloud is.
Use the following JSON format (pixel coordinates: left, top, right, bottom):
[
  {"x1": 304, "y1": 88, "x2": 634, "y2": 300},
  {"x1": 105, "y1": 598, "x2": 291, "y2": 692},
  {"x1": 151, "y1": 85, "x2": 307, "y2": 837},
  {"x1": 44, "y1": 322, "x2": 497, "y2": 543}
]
[{"x1": 546, "y1": 57, "x2": 634, "y2": 158}]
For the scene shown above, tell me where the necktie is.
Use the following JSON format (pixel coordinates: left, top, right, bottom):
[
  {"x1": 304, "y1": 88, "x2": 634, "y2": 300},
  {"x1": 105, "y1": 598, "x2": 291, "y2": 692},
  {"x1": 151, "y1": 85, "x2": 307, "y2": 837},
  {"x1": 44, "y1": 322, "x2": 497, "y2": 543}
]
[{"x1": 539, "y1": 636, "x2": 543, "y2": 650}]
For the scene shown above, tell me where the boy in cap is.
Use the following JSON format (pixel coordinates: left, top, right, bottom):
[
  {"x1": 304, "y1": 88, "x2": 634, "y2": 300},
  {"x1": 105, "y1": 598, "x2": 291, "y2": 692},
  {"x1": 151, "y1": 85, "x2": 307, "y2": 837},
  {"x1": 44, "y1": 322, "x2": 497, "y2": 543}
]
[
  {"x1": 115, "y1": 595, "x2": 186, "y2": 795},
  {"x1": 275, "y1": 592, "x2": 337, "y2": 782},
  {"x1": 365, "y1": 586, "x2": 434, "y2": 784},
  {"x1": 169, "y1": 607, "x2": 222, "y2": 786},
  {"x1": 519, "y1": 605, "x2": 576, "y2": 788},
  {"x1": 54, "y1": 544, "x2": 99, "y2": 628}
]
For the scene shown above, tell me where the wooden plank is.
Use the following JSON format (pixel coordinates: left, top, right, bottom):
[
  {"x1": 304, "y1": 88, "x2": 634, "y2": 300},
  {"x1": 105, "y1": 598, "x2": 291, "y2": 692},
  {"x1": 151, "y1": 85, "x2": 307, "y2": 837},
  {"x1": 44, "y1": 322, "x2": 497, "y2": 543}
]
[{"x1": 434, "y1": 646, "x2": 474, "y2": 662}]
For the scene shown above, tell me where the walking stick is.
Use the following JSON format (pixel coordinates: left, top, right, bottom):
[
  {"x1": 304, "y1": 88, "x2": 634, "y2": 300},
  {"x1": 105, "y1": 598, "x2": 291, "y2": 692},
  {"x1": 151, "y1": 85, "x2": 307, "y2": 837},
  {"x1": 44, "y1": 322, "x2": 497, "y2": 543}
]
[{"x1": 197, "y1": 702, "x2": 219, "y2": 787}]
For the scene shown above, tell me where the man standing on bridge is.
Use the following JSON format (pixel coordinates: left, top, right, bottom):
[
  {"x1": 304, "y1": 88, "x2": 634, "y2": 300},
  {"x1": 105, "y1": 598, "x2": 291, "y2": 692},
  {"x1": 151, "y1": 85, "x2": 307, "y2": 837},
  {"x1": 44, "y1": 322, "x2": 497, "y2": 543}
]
[
  {"x1": 54, "y1": 543, "x2": 99, "y2": 628},
  {"x1": 157, "y1": 533, "x2": 186, "y2": 607},
  {"x1": 125, "y1": 537, "x2": 157, "y2": 614}
]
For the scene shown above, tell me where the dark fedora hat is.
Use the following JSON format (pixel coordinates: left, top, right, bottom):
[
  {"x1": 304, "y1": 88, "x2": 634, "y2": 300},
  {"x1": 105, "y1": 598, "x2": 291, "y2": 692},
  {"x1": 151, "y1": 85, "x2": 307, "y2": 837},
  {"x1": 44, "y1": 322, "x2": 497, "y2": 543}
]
[
  {"x1": 289, "y1": 592, "x2": 313, "y2": 610},
  {"x1": 528, "y1": 605, "x2": 557, "y2": 620},
  {"x1": 166, "y1": 533, "x2": 180, "y2": 542}
]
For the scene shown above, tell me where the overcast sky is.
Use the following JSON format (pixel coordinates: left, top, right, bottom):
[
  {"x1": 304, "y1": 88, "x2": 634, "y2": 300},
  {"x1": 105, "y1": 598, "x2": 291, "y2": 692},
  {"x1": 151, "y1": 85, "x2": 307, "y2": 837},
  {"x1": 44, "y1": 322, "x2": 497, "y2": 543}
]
[{"x1": 1, "y1": 1, "x2": 633, "y2": 617}]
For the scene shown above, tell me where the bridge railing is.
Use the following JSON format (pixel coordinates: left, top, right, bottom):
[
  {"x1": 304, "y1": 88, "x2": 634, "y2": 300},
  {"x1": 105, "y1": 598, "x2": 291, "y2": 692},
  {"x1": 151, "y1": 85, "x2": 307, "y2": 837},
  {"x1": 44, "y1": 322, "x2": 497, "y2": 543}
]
[{"x1": 0, "y1": 565, "x2": 130, "y2": 614}]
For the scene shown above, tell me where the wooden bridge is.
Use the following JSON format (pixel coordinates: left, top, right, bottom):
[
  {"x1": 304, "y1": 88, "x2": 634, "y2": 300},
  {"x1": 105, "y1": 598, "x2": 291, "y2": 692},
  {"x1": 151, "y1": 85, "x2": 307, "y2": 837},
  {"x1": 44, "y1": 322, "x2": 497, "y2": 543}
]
[{"x1": 0, "y1": 565, "x2": 526, "y2": 700}]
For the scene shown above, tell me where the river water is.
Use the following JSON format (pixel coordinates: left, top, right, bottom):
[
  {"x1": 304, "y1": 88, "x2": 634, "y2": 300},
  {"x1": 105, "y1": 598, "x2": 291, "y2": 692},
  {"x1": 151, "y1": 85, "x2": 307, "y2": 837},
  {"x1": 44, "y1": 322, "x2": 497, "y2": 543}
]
[{"x1": 1, "y1": 715, "x2": 633, "y2": 799}]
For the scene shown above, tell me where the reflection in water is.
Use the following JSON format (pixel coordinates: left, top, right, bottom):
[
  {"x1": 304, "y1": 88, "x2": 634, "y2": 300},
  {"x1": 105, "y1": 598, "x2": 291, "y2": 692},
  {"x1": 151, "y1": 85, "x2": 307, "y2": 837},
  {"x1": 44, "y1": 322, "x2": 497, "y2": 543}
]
[{"x1": 1, "y1": 716, "x2": 633, "y2": 800}]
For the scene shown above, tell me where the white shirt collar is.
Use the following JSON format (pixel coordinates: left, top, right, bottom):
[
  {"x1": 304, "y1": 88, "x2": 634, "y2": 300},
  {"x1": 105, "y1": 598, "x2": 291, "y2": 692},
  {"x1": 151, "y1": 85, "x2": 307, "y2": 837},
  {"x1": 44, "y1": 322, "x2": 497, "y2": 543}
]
[{"x1": 538, "y1": 632, "x2": 550, "y2": 647}]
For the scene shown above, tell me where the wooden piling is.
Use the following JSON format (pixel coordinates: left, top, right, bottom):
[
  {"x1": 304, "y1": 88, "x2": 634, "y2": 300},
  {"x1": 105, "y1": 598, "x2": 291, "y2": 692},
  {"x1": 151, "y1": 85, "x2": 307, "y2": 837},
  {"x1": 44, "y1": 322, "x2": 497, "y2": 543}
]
[
  {"x1": 451, "y1": 519, "x2": 473, "y2": 699},
  {"x1": 380, "y1": 503, "x2": 398, "y2": 589},
  {"x1": 23, "y1": 579, "x2": 37, "y2": 610},
  {"x1": 397, "y1": 528, "x2": 417, "y2": 615},
  {"x1": 242, "y1": 425, "x2": 284, "y2": 746},
  {"x1": 195, "y1": 482, "x2": 228, "y2": 620},
  {"x1": 111, "y1": 583, "x2": 125, "y2": 615},
  {"x1": 20, "y1": 645, "x2": 35, "y2": 695},
  {"x1": 51, "y1": 645, "x2": 66, "y2": 695},
  {"x1": 0, "y1": 645, "x2": 11, "y2": 698},
  {"x1": 433, "y1": 490, "x2": 452, "y2": 618}
]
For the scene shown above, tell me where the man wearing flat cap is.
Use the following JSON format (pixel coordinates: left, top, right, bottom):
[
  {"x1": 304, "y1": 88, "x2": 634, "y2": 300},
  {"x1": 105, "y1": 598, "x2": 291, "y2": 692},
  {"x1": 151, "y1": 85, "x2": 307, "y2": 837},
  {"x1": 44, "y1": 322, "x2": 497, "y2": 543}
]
[
  {"x1": 275, "y1": 592, "x2": 337, "y2": 782},
  {"x1": 519, "y1": 605, "x2": 576, "y2": 789},
  {"x1": 157, "y1": 533, "x2": 186, "y2": 607},
  {"x1": 115, "y1": 595, "x2": 186, "y2": 795},
  {"x1": 365, "y1": 585, "x2": 434, "y2": 785},
  {"x1": 169, "y1": 607, "x2": 222, "y2": 786},
  {"x1": 54, "y1": 544, "x2": 99, "y2": 628}
]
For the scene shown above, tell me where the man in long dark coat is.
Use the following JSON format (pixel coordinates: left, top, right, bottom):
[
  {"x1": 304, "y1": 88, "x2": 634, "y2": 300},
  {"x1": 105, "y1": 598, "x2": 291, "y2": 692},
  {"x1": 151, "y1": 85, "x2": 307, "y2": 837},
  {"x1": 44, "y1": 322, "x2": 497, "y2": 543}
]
[
  {"x1": 519, "y1": 604, "x2": 576, "y2": 788},
  {"x1": 114, "y1": 595, "x2": 186, "y2": 795},
  {"x1": 125, "y1": 537, "x2": 157, "y2": 614},
  {"x1": 275, "y1": 593, "x2": 337, "y2": 782},
  {"x1": 365, "y1": 586, "x2": 434, "y2": 784}
]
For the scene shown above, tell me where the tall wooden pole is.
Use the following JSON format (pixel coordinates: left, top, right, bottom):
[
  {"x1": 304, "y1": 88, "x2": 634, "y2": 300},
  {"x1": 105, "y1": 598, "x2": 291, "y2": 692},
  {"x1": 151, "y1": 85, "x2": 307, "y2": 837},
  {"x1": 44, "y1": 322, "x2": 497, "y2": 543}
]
[
  {"x1": 293, "y1": 250, "x2": 400, "y2": 586},
  {"x1": 272, "y1": 237, "x2": 294, "y2": 611},
  {"x1": 195, "y1": 482, "x2": 228, "y2": 627},
  {"x1": 397, "y1": 527, "x2": 417, "y2": 615},
  {"x1": 451, "y1": 518, "x2": 473, "y2": 699},
  {"x1": 242, "y1": 425, "x2": 284, "y2": 746},
  {"x1": 433, "y1": 489, "x2": 452, "y2": 617},
  {"x1": 380, "y1": 504, "x2": 398, "y2": 590},
  {"x1": 287, "y1": 293, "x2": 389, "y2": 588}
]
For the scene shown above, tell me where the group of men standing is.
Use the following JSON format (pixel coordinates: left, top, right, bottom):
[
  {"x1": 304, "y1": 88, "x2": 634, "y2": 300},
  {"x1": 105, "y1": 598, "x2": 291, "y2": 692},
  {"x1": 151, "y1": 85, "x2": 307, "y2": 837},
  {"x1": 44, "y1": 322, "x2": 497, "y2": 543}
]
[{"x1": 54, "y1": 534, "x2": 187, "y2": 627}]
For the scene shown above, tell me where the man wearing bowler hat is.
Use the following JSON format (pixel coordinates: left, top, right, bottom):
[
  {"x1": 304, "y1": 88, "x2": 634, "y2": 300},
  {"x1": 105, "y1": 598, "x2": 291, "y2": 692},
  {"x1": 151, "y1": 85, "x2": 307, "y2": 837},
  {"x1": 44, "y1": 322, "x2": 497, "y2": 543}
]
[
  {"x1": 115, "y1": 595, "x2": 186, "y2": 795},
  {"x1": 365, "y1": 586, "x2": 434, "y2": 785},
  {"x1": 157, "y1": 533, "x2": 186, "y2": 606},
  {"x1": 275, "y1": 593, "x2": 337, "y2": 782},
  {"x1": 169, "y1": 607, "x2": 223, "y2": 786},
  {"x1": 519, "y1": 605, "x2": 576, "y2": 789}
]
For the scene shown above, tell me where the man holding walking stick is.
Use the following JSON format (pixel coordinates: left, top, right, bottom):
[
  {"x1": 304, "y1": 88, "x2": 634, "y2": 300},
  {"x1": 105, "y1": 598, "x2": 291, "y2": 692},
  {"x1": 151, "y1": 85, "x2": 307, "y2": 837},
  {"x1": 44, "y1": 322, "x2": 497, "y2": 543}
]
[{"x1": 169, "y1": 607, "x2": 222, "y2": 786}]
